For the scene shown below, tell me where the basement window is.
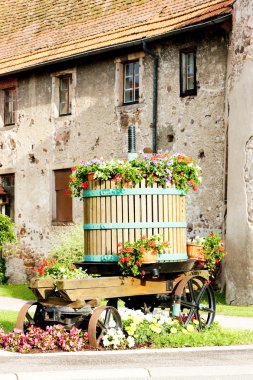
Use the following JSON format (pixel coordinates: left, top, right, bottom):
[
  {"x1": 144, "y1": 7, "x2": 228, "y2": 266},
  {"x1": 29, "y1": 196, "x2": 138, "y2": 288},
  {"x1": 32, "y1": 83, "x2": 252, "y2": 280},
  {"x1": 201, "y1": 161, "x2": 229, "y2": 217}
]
[
  {"x1": 180, "y1": 50, "x2": 197, "y2": 97},
  {"x1": 54, "y1": 169, "x2": 72, "y2": 223},
  {"x1": 123, "y1": 61, "x2": 139, "y2": 104}
]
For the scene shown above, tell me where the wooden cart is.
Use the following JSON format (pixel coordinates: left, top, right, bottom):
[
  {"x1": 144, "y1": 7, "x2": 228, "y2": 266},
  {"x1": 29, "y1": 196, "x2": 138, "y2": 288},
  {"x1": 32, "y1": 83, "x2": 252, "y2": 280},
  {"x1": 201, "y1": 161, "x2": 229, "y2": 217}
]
[
  {"x1": 16, "y1": 260, "x2": 215, "y2": 348},
  {"x1": 16, "y1": 179, "x2": 215, "y2": 347}
]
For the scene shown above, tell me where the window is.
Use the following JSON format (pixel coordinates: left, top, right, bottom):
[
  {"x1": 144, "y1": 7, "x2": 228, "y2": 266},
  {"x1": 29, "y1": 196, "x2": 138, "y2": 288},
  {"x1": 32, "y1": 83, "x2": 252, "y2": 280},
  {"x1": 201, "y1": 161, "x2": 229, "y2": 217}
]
[
  {"x1": 54, "y1": 169, "x2": 72, "y2": 223},
  {"x1": 180, "y1": 50, "x2": 197, "y2": 97},
  {"x1": 59, "y1": 75, "x2": 71, "y2": 116},
  {"x1": 124, "y1": 61, "x2": 139, "y2": 104},
  {"x1": 0, "y1": 174, "x2": 15, "y2": 219},
  {"x1": 4, "y1": 88, "x2": 16, "y2": 125}
]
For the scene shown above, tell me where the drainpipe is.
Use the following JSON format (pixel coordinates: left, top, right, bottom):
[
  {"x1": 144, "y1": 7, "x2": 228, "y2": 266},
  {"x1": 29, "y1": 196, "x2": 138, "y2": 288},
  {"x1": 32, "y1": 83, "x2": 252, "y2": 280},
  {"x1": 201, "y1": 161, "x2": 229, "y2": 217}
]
[{"x1": 142, "y1": 41, "x2": 159, "y2": 153}]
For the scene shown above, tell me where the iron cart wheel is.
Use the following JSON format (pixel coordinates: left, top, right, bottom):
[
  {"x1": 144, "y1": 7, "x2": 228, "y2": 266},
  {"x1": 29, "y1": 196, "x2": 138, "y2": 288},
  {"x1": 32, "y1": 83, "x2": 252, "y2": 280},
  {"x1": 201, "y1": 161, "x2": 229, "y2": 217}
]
[
  {"x1": 16, "y1": 301, "x2": 45, "y2": 332},
  {"x1": 88, "y1": 305, "x2": 122, "y2": 348},
  {"x1": 173, "y1": 275, "x2": 216, "y2": 329}
]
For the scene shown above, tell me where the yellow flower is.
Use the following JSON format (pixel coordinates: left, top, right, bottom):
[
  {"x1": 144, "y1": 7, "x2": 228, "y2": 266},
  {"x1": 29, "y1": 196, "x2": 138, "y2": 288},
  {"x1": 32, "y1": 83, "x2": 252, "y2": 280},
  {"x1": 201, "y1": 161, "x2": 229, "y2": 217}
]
[
  {"x1": 150, "y1": 324, "x2": 161, "y2": 333},
  {"x1": 170, "y1": 327, "x2": 177, "y2": 334},
  {"x1": 182, "y1": 328, "x2": 188, "y2": 334},
  {"x1": 186, "y1": 324, "x2": 194, "y2": 332},
  {"x1": 193, "y1": 319, "x2": 199, "y2": 326}
]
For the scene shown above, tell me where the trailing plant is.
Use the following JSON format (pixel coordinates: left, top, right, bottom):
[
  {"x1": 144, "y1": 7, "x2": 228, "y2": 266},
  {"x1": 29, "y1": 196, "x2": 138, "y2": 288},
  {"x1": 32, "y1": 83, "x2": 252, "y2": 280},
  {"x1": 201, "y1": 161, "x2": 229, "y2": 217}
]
[
  {"x1": 34, "y1": 258, "x2": 89, "y2": 280},
  {"x1": 68, "y1": 152, "x2": 202, "y2": 197},
  {"x1": 117, "y1": 234, "x2": 170, "y2": 276}
]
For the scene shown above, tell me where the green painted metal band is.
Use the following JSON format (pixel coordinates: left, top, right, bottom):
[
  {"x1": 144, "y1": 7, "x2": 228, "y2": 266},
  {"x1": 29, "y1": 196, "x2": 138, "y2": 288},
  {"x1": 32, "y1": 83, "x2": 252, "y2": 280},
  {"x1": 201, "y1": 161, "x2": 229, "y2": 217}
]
[
  {"x1": 83, "y1": 222, "x2": 187, "y2": 230},
  {"x1": 158, "y1": 253, "x2": 187, "y2": 261},
  {"x1": 83, "y1": 188, "x2": 185, "y2": 197},
  {"x1": 83, "y1": 253, "x2": 187, "y2": 262},
  {"x1": 172, "y1": 303, "x2": 181, "y2": 317},
  {"x1": 84, "y1": 255, "x2": 119, "y2": 262}
]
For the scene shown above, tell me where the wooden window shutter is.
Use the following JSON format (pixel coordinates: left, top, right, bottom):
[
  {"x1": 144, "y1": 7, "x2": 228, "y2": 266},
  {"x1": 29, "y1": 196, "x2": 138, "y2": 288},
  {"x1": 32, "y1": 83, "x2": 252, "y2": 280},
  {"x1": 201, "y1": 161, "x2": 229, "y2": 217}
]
[{"x1": 55, "y1": 169, "x2": 72, "y2": 222}]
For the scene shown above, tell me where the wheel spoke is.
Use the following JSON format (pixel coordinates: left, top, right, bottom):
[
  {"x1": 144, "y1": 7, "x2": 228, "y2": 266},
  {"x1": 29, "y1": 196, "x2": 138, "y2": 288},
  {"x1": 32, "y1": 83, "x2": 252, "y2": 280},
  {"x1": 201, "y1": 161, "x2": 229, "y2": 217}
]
[
  {"x1": 188, "y1": 280, "x2": 196, "y2": 303},
  {"x1": 196, "y1": 283, "x2": 207, "y2": 305},
  {"x1": 104, "y1": 309, "x2": 112, "y2": 327}
]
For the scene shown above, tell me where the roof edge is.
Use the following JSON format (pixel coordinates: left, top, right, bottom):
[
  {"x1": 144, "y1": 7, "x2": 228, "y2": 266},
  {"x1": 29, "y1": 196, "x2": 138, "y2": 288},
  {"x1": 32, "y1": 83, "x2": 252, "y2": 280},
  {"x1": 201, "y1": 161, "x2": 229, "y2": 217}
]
[{"x1": 0, "y1": 13, "x2": 232, "y2": 78}]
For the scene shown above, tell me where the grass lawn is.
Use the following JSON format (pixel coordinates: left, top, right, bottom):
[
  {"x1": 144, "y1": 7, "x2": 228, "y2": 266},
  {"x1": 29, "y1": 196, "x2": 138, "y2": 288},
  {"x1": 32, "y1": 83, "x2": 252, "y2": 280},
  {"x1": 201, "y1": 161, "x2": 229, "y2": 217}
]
[
  {"x1": 0, "y1": 284, "x2": 36, "y2": 300},
  {"x1": 0, "y1": 310, "x2": 19, "y2": 332}
]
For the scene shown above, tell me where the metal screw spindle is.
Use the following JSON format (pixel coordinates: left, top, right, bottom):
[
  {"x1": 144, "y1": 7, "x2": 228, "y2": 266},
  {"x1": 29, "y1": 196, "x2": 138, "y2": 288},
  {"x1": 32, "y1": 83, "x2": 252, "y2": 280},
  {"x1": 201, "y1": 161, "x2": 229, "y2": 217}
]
[{"x1": 128, "y1": 125, "x2": 136, "y2": 153}]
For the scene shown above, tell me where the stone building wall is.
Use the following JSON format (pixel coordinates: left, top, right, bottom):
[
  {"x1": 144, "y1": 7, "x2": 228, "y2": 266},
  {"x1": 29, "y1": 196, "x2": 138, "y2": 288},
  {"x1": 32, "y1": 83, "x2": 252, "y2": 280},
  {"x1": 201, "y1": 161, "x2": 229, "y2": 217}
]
[
  {"x1": 224, "y1": 0, "x2": 253, "y2": 304},
  {"x1": 0, "y1": 26, "x2": 228, "y2": 282}
]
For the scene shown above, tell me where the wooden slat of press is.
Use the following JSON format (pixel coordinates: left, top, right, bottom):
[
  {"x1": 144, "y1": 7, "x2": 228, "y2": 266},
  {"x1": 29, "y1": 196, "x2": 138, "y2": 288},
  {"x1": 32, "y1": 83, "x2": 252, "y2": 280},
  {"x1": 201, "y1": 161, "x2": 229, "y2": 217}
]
[
  {"x1": 95, "y1": 180, "x2": 101, "y2": 256},
  {"x1": 172, "y1": 195, "x2": 177, "y2": 254},
  {"x1": 110, "y1": 180, "x2": 117, "y2": 255},
  {"x1": 163, "y1": 191, "x2": 169, "y2": 244},
  {"x1": 146, "y1": 181, "x2": 152, "y2": 238},
  {"x1": 91, "y1": 181, "x2": 98, "y2": 255},
  {"x1": 128, "y1": 189, "x2": 135, "y2": 243},
  {"x1": 181, "y1": 196, "x2": 187, "y2": 253},
  {"x1": 134, "y1": 182, "x2": 141, "y2": 241},
  {"x1": 140, "y1": 179, "x2": 147, "y2": 239},
  {"x1": 152, "y1": 183, "x2": 158, "y2": 236},
  {"x1": 89, "y1": 179, "x2": 95, "y2": 255},
  {"x1": 117, "y1": 186, "x2": 123, "y2": 249},
  {"x1": 83, "y1": 197, "x2": 88, "y2": 255},
  {"x1": 158, "y1": 184, "x2": 164, "y2": 239},
  {"x1": 100, "y1": 180, "x2": 106, "y2": 255},
  {"x1": 168, "y1": 193, "x2": 173, "y2": 253},
  {"x1": 122, "y1": 188, "x2": 129, "y2": 244},
  {"x1": 176, "y1": 194, "x2": 180, "y2": 254},
  {"x1": 105, "y1": 180, "x2": 112, "y2": 254}
]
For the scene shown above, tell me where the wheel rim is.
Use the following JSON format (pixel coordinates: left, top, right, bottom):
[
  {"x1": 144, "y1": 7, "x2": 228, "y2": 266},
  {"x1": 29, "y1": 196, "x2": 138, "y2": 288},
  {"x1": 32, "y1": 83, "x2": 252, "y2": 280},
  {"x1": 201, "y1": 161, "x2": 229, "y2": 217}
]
[
  {"x1": 175, "y1": 275, "x2": 216, "y2": 329},
  {"x1": 16, "y1": 301, "x2": 41, "y2": 332},
  {"x1": 88, "y1": 306, "x2": 122, "y2": 348}
]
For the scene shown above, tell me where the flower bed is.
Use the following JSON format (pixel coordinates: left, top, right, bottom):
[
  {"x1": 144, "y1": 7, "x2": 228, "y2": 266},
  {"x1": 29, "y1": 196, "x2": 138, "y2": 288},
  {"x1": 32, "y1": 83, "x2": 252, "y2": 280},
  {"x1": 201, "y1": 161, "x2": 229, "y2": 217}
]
[
  {"x1": 68, "y1": 152, "x2": 202, "y2": 197},
  {"x1": 0, "y1": 309, "x2": 200, "y2": 353}
]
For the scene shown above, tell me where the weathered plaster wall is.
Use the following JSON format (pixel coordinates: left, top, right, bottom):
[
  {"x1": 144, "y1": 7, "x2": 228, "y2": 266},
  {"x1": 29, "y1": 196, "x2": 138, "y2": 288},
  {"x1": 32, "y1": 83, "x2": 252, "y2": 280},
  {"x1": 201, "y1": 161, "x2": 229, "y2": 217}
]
[
  {"x1": 225, "y1": 0, "x2": 253, "y2": 304},
  {"x1": 0, "y1": 26, "x2": 228, "y2": 282}
]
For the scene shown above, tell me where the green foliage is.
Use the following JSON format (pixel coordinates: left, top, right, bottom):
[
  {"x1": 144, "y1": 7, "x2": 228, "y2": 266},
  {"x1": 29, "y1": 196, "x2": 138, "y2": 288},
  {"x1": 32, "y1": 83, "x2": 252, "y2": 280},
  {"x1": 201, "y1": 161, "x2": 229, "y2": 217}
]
[
  {"x1": 151, "y1": 323, "x2": 253, "y2": 348},
  {"x1": 69, "y1": 153, "x2": 202, "y2": 197},
  {"x1": 34, "y1": 258, "x2": 89, "y2": 280},
  {"x1": 201, "y1": 233, "x2": 226, "y2": 273},
  {"x1": 0, "y1": 258, "x2": 8, "y2": 284},
  {"x1": 48, "y1": 225, "x2": 84, "y2": 265},
  {"x1": 118, "y1": 234, "x2": 170, "y2": 276},
  {"x1": 0, "y1": 214, "x2": 17, "y2": 249}
]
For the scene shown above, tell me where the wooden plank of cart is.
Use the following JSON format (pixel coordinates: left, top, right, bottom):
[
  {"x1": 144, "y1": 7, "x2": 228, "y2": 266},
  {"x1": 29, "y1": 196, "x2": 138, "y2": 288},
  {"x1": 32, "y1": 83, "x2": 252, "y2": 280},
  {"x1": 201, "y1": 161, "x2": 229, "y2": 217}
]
[{"x1": 16, "y1": 178, "x2": 215, "y2": 348}]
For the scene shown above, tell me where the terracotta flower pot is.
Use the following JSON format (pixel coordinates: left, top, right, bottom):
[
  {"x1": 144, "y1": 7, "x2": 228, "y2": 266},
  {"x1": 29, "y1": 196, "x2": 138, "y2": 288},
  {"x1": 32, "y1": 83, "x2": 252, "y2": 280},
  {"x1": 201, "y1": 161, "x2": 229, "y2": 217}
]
[
  {"x1": 141, "y1": 250, "x2": 158, "y2": 264},
  {"x1": 88, "y1": 172, "x2": 95, "y2": 181},
  {"x1": 187, "y1": 243, "x2": 205, "y2": 260}
]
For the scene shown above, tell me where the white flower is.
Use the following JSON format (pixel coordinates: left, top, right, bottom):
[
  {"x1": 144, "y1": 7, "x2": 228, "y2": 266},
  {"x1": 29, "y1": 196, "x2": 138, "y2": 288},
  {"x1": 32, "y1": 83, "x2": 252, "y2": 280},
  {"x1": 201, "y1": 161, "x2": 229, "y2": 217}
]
[
  {"x1": 59, "y1": 267, "x2": 65, "y2": 273},
  {"x1": 126, "y1": 336, "x2": 135, "y2": 348}
]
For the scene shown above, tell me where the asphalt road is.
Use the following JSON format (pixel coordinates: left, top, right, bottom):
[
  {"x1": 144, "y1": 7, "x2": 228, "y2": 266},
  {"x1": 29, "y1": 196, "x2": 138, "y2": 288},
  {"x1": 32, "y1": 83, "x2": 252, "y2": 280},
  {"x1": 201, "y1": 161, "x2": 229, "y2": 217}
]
[{"x1": 0, "y1": 346, "x2": 253, "y2": 379}]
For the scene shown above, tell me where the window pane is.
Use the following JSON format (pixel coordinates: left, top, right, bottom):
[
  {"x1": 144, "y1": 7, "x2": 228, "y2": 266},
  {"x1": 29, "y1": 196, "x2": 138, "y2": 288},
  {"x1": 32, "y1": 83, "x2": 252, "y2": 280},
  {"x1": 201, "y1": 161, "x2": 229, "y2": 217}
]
[
  {"x1": 4, "y1": 89, "x2": 15, "y2": 125},
  {"x1": 124, "y1": 89, "x2": 133, "y2": 103},
  {"x1": 124, "y1": 61, "x2": 139, "y2": 104},
  {"x1": 125, "y1": 77, "x2": 133, "y2": 90},
  {"x1": 134, "y1": 88, "x2": 139, "y2": 102},
  {"x1": 59, "y1": 77, "x2": 71, "y2": 115},
  {"x1": 180, "y1": 51, "x2": 196, "y2": 94}
]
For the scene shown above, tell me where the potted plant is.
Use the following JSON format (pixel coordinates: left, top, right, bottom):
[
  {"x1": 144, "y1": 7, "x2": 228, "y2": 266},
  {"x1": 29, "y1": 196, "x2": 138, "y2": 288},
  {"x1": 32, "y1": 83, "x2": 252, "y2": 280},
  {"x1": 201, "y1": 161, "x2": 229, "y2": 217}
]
[
  {"x1": 187, "y1": 233, "x2": 226, "y2": 277},
  {"x1": 68, "y1": 152, "x2": 202, "y2": 197},
  {"x1": 117, "y1": 235, "x2": 171, "y2": 276}
]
